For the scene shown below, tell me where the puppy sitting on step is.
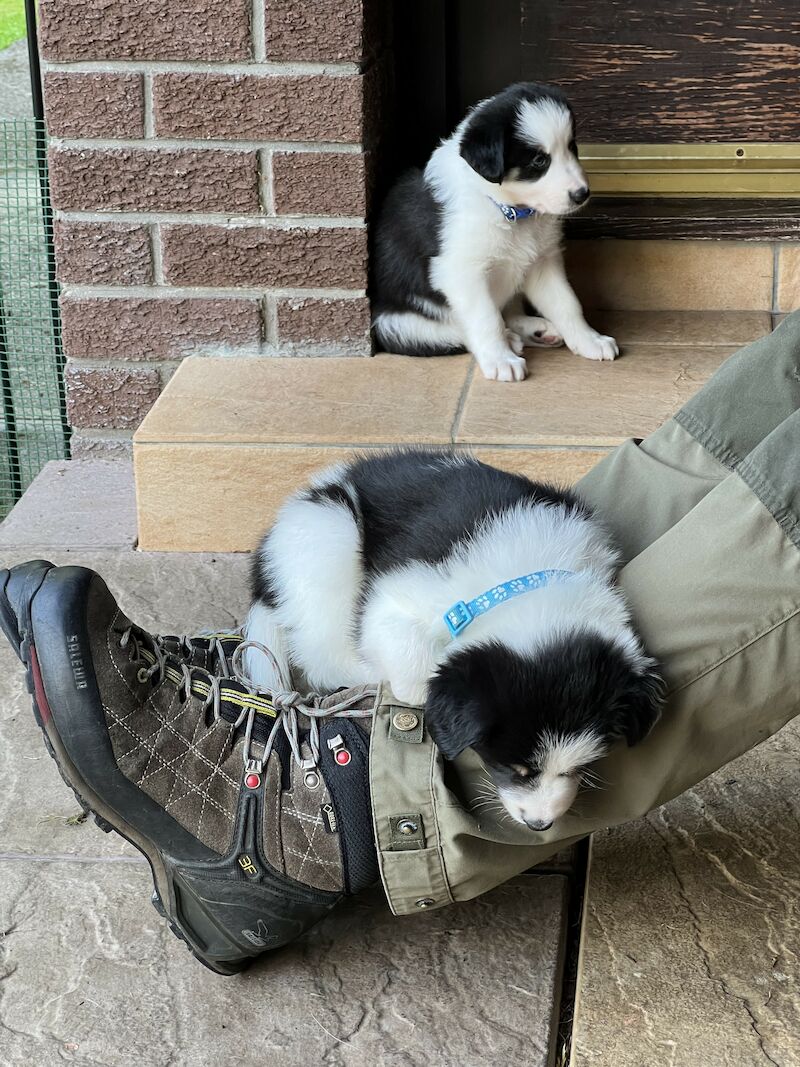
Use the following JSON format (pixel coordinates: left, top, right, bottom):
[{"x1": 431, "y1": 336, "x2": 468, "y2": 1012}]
[
  {"x1": 371, "y1": 81, "x2": 617, "y2": 383},
  {"x1": 244, "y1": 449, "x2": 662, "y2": 831}
]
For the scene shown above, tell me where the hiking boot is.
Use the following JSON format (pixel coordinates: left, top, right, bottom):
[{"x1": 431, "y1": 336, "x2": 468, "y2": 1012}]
[{"x1": 0, "y1": 560, "x2": 379, "y2": 975}]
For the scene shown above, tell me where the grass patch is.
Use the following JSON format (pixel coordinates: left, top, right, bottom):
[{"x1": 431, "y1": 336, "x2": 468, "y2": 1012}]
[{"x1": 0, "y1": 0, "x2": 25, "y2": 51}]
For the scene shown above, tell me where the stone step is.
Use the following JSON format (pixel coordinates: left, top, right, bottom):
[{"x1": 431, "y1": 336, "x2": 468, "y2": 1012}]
[{"x1": 133, "y1": 311, "x2": 770, "y2": 551}]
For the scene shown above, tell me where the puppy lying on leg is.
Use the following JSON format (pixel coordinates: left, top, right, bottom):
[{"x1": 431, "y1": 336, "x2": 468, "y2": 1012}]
[
  {"x1": 371, "y1": 81, "x2": 617, "y2": 382},
  {"x1": 244, "y1": 449, "x2": 662, "y2": 831}
]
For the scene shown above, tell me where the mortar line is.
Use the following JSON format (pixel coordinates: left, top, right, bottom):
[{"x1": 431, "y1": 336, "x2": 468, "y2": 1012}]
[
  {"x1": 56, "y1": 210, "x2": 366, "y2": 229},
  {"x1": 262, "y1": 293, "x2": 279, "y2": 346},
  {"x1": 61, "y1": 284, "x2": 367, "y2": 299},
  {"x1": 43, "y1": 60, "x2": 360, "y2": 76},
  {"x1": 258, "y1": 148, "x2": 274, "y2": 215},
  {"x1": 251, "y1": 0, "x2": 266, "y2": 62},
  {"x1": 150, "y1": 224, "x2": 165, "y2": 285},
  {"x1": 142, "y1": 72, "x2": 155, "y2": 138},
  {"x1": 69, "y1": 358, "x2": 183, "y2": 372},
  {"x1": 52, "y1": 137, "x2": 363, "y2": 153}
]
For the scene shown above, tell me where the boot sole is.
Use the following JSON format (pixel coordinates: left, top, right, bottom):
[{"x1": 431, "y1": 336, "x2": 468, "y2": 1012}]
[{"x1": 1, "y1": 563, "x2": 253, "y2": 976}]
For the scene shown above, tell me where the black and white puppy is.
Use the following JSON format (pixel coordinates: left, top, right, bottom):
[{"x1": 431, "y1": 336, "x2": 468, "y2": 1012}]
[
  {"x1": 244, "y1": 450, "x2": 662, "y2": 831},
  {"x1": 371, "y1": 82, "x2": 618, "y2": 383}
]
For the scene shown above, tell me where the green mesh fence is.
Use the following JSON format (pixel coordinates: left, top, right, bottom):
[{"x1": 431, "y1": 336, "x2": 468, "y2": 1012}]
[{"x1": 0, "y1": 116, "x2": 68, "y2": 518}]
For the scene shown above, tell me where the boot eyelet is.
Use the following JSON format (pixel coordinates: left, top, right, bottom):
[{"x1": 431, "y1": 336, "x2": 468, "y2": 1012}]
[{"x1": 304, "y1": 770, "x2": 321, "y2": 789}]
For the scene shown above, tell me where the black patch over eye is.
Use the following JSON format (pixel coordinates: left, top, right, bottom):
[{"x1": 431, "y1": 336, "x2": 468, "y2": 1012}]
[{"x1": 516, "y1": 151, "x2": 551, "y2": 182}]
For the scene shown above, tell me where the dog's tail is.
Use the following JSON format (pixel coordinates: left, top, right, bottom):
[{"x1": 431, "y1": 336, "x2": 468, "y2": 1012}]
[{"x1": 372, "y1": 310, "x2": 466, "y2": 357}]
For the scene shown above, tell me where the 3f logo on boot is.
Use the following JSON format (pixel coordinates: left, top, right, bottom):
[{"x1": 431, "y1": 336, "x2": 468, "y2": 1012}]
[{"x1": 238, "y1": 854, "x2": 259, "y2": 878}]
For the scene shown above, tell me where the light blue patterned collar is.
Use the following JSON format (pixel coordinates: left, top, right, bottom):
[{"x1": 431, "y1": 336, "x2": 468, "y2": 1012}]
[
  {"x1": 488, "y1": 196, "x2": 537, "y2": 222},
  {"x1": 443, "y1": 569, "x2": 576, "y2": 638}
]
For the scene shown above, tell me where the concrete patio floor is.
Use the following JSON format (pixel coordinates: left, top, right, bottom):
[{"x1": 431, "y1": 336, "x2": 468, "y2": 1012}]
[
  {"x1": 0, "y1": 462, "x2": 572, "y2": 1066},
  {"x1": 1, "y1": 455, "x2": 799, "y2": 1065}
]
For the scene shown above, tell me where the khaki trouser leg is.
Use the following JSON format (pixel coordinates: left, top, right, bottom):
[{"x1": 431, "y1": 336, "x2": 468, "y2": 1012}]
[
  {"x1": 578, "y1": 308, "x2": 800, "y2": 561},
  {"x1": 370, "y1": 315, "x2": 800, "y2": 914}
]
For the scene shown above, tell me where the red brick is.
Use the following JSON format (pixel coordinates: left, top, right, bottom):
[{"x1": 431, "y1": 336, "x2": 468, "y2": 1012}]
[
  {"x1": 44, "y1": 73, "x2": 144, "y2": 138},
  {"x1": 272, "y1": 153, "x2": 367, "y2": 216},
  {"x1": 39, "y1": 0, "x2": 251, "y2": 61},
  {"x1": 265, "y1": 0, "x2": 364, "y2": 61},
  {"x1": 275, "y1": 296, "x2": 370, "y2": 344},
  {"x1": 161, "y1": 225, "x2": 368, "y2": 288},
  {"x1": 61, "y1": 297, "x2": 263, "y2": 360},
  {"x1": 55, "y1": 221, "x2": 153, "y2": 285},
  {"x1": 66, "y1": 365, "x2": 162, "y2": 430},
  {"x1": 153, "y1": 74, "x2": 363, "y2": 144},
  {"x1": 49, "y1": 147, "x2": 259, "y2": 213}
]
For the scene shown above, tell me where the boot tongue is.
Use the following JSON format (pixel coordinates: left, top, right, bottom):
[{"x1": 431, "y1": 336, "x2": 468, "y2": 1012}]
[{"x1": 158, "y1": 632, "x2": 242, "y2": 674}]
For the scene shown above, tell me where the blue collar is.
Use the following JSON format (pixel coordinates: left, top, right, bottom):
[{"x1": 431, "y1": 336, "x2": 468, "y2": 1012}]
[
  {"x1": 444, "y1": 569, "x2": 575, "y2": 638},
  {"x1": 488, "y1": 197, "x2": 537, "y2": 222}
]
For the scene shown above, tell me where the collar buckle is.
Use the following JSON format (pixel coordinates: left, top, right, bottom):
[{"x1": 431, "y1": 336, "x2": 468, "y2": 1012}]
[{"x1": 444, "y1": 600, "x2": 473, "y2": 638}]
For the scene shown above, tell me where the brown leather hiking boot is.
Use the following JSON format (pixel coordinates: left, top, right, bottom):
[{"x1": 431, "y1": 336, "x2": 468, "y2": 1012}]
[{"x1": 0, "y1": 560, "x2": 379, "y2": 975}]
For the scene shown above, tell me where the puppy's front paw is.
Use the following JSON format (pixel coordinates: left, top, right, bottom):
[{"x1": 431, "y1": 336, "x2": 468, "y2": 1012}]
[
  {"x1": 479, "y1": 350, "x2": 528, "y2": 382},
  {"x1": 570, "y1": 330, "x2": 619, "y2": 362}
]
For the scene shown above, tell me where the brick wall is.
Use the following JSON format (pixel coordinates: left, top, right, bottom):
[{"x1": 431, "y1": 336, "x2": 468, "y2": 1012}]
[{"x1": 39, "y1": 0, "x2": 385, "y2": 456}]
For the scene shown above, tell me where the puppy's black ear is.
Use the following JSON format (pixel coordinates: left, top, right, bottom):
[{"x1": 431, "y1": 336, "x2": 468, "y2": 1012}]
[
  {"x1": 615, "y1": 666, "x2": 665, "y2": 747},
  {"x1": 425, "y1": 663, "x2": 493, "y2": 760},
  {"x1": 460, "y1": 116, "x2": 505, "y2": 184}
]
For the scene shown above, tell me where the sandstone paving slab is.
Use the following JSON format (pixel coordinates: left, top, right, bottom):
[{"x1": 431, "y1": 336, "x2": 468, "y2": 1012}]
[
  {"x1": 571, "y1": 716, "x2": 800, "y2": 1067},
  {"x1": 0, "y1": 460, "x2": 138, "y2": 551},
  {"x1": 457, "y1": 344, "x2": 734, "y2": 447},
  {"x1": 0, "y1": 547, "x2": 250, "y2": 858},
  {"x1": 588, "y1": 309, "x2": 771, "y2": 348},
  {"x1": 0, "y1": 862, "x2": 569, "y2": 1066}
]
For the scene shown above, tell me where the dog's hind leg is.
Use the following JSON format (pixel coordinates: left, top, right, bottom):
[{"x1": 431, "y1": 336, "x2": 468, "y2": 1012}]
[
  {"x1": 504, "y1": 295, "x2": 563, "y2": 348},
  {"x1": 248, "y1": 492, "x2": 366, "y2": 692},
  {"x1": 505, "y1": 314, "x2": 564, "y2": 348},
  {"x1": 372, "y1": 310, "x2": 466, "y2": 357}
]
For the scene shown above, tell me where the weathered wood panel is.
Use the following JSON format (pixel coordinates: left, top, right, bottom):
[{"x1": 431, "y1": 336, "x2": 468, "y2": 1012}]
[
  {"x1": 521, "y1": 0, "x2": 800, "y2": 142},
  {"x1": 565, "y1": 197, "x2": 800, "y2": 240}
]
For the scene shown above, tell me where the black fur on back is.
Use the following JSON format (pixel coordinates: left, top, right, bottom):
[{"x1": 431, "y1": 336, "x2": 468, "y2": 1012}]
[
  {"x1": 369, "y1": 171, "x2": 465, "y2": 356},
  {"x1": 341, "y1": 449, "x2": 584, "y2": 579},
  {"x1": 369, "y1": 170, "x2": 446, "y2": 316}
]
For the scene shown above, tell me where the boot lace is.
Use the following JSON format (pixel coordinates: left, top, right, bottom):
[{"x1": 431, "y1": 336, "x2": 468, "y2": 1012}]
[{"x1": 119, "y1": 627, "x2": 378, "y2": 782}]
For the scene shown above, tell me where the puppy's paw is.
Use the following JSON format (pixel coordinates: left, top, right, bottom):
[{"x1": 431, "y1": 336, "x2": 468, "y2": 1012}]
[
  {"x1": 479, "y1": 350, "x2": 528, "y2": 382},
  {"x1": 569, "y1": 330, "x2": 619, "y2": 362},
  {"x1": 505, "y1": 328, "x2": 525, "y2": 356},
  {"x1": 507, "y1": 315, "x2": 564, "y2": 348}
]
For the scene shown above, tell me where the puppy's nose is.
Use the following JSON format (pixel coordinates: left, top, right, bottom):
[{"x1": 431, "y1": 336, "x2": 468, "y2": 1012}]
[
  {"x1": 569, "y1": 186, "x2": 590, "y2": 205},
  {"x1": 525, "y1": 818, "x2": 553, "y2": 831}
]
